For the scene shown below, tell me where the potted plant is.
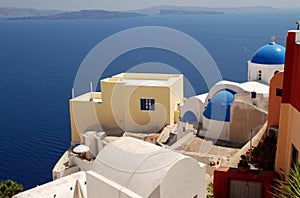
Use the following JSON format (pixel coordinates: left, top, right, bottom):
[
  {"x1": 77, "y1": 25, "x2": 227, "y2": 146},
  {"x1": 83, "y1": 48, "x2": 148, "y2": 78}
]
[
  {"x1": 247, "y1": 142, "x2": 277, "y2": 170},
  {"x1": 238, "y1": 155, "x2": 250, "y2": 173}
]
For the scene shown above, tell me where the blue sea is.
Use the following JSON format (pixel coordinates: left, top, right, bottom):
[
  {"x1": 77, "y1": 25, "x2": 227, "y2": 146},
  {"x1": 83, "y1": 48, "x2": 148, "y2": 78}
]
[{"x1": 0, "y1": 9, "x2": 299, "y2": 189}]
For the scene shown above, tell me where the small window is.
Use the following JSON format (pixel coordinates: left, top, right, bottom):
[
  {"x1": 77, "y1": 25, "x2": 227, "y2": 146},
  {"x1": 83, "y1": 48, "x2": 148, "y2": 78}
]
[
  {"x1": 274, "y1": 70, "x2": 280, "y2": 75},
  {"x1": 276, "y1": 88, "x2": 282, "y2": 97},
  {"x1": 140, "y1": 98, "x2": 155, "y2": 111},
  {"x1": 258, "y1": 70, "x2": 262, "y2": 80},
  {"x1": 251, "y1": 91, "x2": 257, "y2": 99}
]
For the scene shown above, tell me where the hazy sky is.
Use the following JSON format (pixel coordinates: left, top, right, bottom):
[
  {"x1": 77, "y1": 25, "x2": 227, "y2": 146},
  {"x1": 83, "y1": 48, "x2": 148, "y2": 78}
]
[{"x1": 0, "y1": 0, "x2": 299, "y2": 11}]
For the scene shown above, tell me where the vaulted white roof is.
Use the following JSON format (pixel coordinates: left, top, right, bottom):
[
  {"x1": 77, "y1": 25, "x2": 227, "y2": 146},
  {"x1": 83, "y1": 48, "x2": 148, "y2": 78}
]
[{"x1": 92, "y1": 137, "x2": 201, "y2": 197}]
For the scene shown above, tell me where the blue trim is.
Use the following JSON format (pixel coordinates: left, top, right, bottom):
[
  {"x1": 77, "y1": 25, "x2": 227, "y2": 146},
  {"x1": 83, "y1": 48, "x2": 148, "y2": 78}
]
[
  {"x1": 203, "y1": 89, "x2": 236, "y2": 122},
  {"x1": 140, "y1": 98, "x2": 155, "y2": 111},
  {"x1": 182, "y1": 111, "x2": 198, "y2": 122}
]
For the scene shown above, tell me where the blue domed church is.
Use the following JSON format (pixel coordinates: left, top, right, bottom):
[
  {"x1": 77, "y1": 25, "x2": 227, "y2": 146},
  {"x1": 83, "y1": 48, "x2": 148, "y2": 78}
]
[
  {"x1": 179, "y1": 39, "x2": 285, "y2": 144},
  {"x1": 248, "y1": 41, "x2": 285, "y2": 84}
]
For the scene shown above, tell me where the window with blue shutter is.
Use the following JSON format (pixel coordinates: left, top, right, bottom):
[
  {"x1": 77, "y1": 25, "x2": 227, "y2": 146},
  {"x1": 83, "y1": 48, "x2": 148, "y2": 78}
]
[{"x1": 140, "y1": 98, "x2": 155, "y2": 111}]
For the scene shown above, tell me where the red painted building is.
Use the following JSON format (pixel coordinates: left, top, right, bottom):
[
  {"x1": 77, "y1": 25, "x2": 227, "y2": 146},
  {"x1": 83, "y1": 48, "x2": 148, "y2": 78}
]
[
  {"x1": 214, "y1": 167, "x2": 276, "y2": 198},
  {"x1": 275, "y1": 30, "x2": 300, "y2": 174}
]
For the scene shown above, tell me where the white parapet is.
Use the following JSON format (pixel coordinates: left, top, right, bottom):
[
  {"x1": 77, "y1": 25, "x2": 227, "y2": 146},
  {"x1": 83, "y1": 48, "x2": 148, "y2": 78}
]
[{"x1": 13, "y1": 172, "x2": 87, "y2": 198}]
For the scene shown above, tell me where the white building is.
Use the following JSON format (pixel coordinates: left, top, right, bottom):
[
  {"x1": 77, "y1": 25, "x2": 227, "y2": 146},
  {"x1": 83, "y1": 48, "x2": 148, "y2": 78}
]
[
  {"x1": 180, "y1": 41, "x2": 285, "y2": 144},
  {"x1": 15, "y1": 137, "x2": 206, "y2": 198}
]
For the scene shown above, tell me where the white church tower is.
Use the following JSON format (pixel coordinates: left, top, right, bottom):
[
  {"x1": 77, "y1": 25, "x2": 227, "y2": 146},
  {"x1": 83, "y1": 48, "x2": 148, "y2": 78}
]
[{"x1": 248, "y1": 36, "x2": 285, "y2": 85}]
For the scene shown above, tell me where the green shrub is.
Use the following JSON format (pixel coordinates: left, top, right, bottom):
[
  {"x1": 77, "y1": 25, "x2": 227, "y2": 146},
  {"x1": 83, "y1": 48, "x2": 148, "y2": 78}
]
[
  {"x1": 0, "y1": 179, "x2": 23, "y2": 198},
  {"x1": 207, "y1": 182, "x2": 214, "y2": 198}
]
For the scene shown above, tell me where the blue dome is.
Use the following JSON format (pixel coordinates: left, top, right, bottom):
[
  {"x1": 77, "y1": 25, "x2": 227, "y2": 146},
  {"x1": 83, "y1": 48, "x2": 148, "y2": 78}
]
[
  {"x1": 251, "y1": 42, "x2": 285, "y2": 65},
  {"x1": 182, "y1": 111, "x2": 198, "y2": 122},
  {"x1": 203, "y1": 89, "x2": 236, "y2": 122}
]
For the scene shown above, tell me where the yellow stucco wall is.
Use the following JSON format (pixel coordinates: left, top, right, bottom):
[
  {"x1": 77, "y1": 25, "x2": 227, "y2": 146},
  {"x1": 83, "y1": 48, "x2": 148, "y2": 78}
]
[
  {"x1": 70, "y1": 100, "x2": 99, "y2": 142},
  {"x1": 125, "y1": 86, "x2": 170, "y2": 132},
  {"x1": 275, "y1": 103, "x2": 300, "y2": 174},
  {"x1": 70, "y1": 73, "x2": 183, "y2": 142},
  {"x1": 97, "y1": 81, "x2": 121, "y2": 127},
  {"x1": 169, "y1": 75, "x2": 184, "y2": 124}
]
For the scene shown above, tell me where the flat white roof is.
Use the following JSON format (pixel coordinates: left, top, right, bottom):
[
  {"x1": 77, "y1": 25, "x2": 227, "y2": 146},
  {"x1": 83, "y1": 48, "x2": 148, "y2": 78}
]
[
  {"x1": 13, "y1": 172, "x2": 87, "y2": 198},
  {"x1": 102, "y1": 73, "x2": 183, "y2": 87},
  {"x1": 240, "y1": 81, "x2": 269, "y2": 94},
  {"x1": 121, "y1": 79, "x2": 169, "y2": 86},
  {"x1": 70, "y1": 92, "x2": 102, "y2": 102}
]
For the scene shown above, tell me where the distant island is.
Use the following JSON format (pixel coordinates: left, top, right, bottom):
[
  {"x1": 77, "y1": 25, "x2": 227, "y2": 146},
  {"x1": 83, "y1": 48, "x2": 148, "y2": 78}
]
[
  {"x1": 0, "y1": 5, "x2": 276, "y2": 20},
  {"x1": 130, "y1": 5, "x2": 275, "y2": 15},
  {"x1": 159, "y1": 9, "x2": 223, "y2": 15},
  {"x1": 4, "y1": 9, "x2": 146, "y2": 20},
  {"x1": 47, "y1": 10, "x2": 146, "y2": 19},
  {"x1": 0, "y1": 7, "x2": 64, "y2": 19}
]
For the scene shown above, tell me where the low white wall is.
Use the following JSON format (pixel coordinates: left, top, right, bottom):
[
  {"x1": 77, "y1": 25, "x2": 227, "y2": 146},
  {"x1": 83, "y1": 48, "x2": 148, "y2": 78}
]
[
  {"x1": 53, "y1": 166, "x2": 81, "y2": 180},
  {"x1": 73, "y1": 156, "x2": 93, "y2": 171}
]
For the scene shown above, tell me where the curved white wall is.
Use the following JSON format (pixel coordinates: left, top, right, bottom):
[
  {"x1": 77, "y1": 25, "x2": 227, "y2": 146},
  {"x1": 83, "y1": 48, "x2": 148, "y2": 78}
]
[
  {"x1": 248, "y1": 61, "x2": 284, "y2": 85},
  {"x1": 181, "y1": 95, "x2": 206, "y2": 123}
]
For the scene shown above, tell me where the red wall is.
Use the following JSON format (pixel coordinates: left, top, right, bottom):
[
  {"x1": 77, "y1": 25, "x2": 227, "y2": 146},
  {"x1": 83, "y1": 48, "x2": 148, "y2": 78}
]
[
  {"x1": 282, "y1": 31, "x2": 300, "y2": 112},
  {"x1": 213, "y1": 167, "x2": 276, "y2": 198}
]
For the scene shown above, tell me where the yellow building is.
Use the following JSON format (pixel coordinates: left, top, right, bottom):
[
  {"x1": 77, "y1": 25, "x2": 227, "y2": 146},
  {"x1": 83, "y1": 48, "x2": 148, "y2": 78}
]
[
  {"x1": 275, "y1": 30, "x2": 300, "y2": 174},
  {"x1": 70, "y1": 73, "x2": 183, "y2": 143}
]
